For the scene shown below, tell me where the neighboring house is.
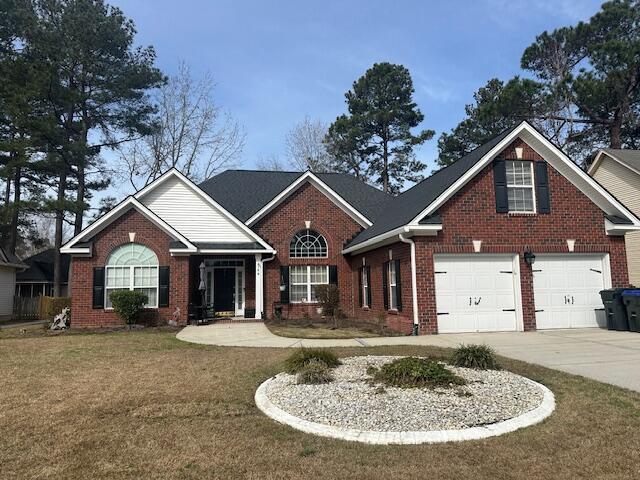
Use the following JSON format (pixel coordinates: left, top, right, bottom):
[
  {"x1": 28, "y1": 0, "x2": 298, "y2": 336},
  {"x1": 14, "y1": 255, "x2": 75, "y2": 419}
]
[
  {"x1": 0, "y1": 246, "x2": 26, "y2": 319},
  {"x1": 61, "y1": 121, "x2": 640, "y2": 333},
  {"x1": 15, "y1": 248, "x2": 70, "y2": 297},
  {"x1": 588, "y1": 149, "x2": 640, "y2": 287}
]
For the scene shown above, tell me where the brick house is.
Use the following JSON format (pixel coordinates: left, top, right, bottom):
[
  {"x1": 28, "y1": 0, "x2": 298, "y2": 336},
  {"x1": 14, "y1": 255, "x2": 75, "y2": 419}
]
[{"x1": 62, "y1": 121, "x2": 640, "y2": 333}]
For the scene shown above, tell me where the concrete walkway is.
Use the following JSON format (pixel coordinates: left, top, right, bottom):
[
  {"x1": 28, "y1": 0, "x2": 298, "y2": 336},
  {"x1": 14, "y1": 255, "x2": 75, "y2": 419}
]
[{"x1": 177, "y1": 323, "x2": 640, "y2": 392}]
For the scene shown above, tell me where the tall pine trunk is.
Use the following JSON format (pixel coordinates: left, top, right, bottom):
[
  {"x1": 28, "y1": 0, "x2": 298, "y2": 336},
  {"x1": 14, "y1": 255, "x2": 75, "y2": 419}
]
[
  {"x1": 610, "y1": 110, "x2": 623, "y2": 149},
  {"x1": 53, "y1": 168, "x2": 67, "y2": 297},
  {"x1": 9, "y1": 164, "x2": 21, "y2": 255},
  {"x1": 74, "y1": 164, "x2": 85, "y2": 235},
  {"x1": 382, "y1": 138, "x2": 389, "y2": 194}
]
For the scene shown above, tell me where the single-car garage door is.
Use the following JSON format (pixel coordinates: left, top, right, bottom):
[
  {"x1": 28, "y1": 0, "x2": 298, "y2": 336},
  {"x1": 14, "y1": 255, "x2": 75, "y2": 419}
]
[
  {"x1": 533, "y1": 254, "x2": 608, "y2": 329},
  {"x1": 434, "y1": 255, "x2": 520, "y2": 333}
]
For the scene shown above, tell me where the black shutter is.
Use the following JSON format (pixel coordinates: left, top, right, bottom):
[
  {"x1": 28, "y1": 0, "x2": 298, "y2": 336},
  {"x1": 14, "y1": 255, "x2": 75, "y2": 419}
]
[
  {"x1": 92, "y1": 267, "x2": 105, "y2": 309},
  {"x1": 382, "y1": 262, "x2": 389, "y2": 310},
  {"x1": 280, "y1": 266, "x2": 289, "y2": 304},
  {"x1": 159, "y1": 266, "x2": 170, "y2": 308},
  {"x1": 358, "y1": 268, "x2": 363, "y2": 307},
  {"x1": 395, "y1": 259, "x2": 402, "y2": 312},
  {"x1": 366, "y1": 266, "x2": 372, "y2": 308},
  {"x1": 329, "y1": 265, "x2": 338, "y2": 285},
  {"x1": 493, "y1": 159, "x2": 508, "y2": 213},
  {"x1": 535, "y1": 162, "x2": 551, "y2": 214}
]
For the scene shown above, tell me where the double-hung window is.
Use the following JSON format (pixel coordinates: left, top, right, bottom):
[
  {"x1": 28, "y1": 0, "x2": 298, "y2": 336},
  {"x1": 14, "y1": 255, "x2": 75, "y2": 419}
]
[
  {"x1": 105, "y1": 244, "x2": 159, "y2": 308},
  {"x1": 289, "y1": 265, "x2": 328, "y2": 303},
  {"x1": 361, "y1": 267, "x2": 369, "y2": 308},
  {"x1": 388, "y1": 262, "x2": 398, "y2": 310},
  {"x1": 506, "y1": 160, "x2": 535, "y2": 213}
]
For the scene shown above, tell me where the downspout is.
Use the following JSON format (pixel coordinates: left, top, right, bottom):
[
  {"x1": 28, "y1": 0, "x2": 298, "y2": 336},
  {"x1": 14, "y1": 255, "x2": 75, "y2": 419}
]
[
  {"x1": 399, "y1": 232, "x2": 419, "y2": 335},
  {"x1": 259, "y1": 252, "x2": 276, "y2": 319}
]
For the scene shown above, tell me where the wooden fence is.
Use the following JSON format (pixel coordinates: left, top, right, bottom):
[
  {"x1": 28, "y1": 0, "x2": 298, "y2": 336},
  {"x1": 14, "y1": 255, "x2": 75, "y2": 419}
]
[{"x1": 12, "y1": 296, "x2": 72, "y2": 321}]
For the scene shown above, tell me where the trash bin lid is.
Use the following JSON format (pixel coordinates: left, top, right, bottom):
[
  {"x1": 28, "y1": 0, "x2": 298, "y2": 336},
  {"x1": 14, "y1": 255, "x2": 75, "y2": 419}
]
[{"x1": 622, "y1": 289, "x2": 640, "y2": 296}]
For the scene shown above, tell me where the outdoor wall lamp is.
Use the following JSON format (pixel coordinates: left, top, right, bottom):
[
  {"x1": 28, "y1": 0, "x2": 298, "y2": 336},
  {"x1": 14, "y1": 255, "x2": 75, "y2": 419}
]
[{"x1": 524, "y1": 249, "x2": 536, "y2": 266}]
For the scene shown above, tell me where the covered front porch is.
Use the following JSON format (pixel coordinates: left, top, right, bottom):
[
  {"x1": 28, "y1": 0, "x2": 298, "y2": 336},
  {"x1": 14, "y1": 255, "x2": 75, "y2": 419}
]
[{"x1": 186, "y1": 253, "x2": 269, "y2": 322}]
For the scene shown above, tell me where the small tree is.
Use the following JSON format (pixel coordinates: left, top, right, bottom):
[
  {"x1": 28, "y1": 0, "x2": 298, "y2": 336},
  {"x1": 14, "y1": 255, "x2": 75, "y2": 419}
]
[
  {"x1": 315, "y1": 284, "x2": 340, "y2": 328},
  {"x1": 109, "y1": 290, "x2": 148, "y2": 328}
]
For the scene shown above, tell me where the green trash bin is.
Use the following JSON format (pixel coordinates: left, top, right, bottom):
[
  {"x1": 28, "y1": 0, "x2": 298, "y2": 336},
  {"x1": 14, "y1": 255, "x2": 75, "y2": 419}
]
[
  {"x1": 621, "y1": 290, "x2": 640, "y2": 333},
  {"x1": 599, "y1": 289, "x2": 629, "y2": 331}
]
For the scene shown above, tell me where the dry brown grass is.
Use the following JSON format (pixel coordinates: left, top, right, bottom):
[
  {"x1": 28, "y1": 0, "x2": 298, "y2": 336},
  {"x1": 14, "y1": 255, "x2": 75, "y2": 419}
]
[
  {"x1": 266, "y1": 323, "x2": 380, "y2": 339},
  {"x1": 1, "y1": 329, "x2": 640, "y2": 479}
]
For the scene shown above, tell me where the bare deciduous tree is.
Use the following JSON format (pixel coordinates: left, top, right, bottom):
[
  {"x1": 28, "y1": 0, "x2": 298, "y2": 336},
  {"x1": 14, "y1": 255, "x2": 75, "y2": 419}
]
[
  {"x1": 284, "y1": 116, "x2": 334, "y2": 172},
  {"x1": 119, "y1": 63, "x2": 245, "y2": 189},
  {"x1": 256, "y1": 154, "x2": 290, "y2": 172}
]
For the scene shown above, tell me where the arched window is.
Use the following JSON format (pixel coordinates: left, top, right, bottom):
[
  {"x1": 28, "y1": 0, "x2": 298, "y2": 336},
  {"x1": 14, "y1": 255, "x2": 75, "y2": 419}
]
[
  {"x1": 289, "y1": 229, "x2": 327, "y2": 258},
  {"x1": 105, "y1": 243, "x2": 159, "y2": 308}
]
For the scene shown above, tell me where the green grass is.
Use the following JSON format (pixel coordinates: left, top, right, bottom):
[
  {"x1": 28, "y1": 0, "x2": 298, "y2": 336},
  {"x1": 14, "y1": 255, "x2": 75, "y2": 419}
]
[
  {"x1": 266, "y1": 322, "x2": 382, "y2": 339},
  {"x1": 1, "y1": 329, "x2": 640, "y2": 479}
]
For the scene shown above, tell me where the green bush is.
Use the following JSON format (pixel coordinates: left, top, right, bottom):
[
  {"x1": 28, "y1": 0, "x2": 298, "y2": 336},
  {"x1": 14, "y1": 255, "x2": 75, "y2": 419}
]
[
  {"x1": 452, "y1": 344, "x2": 500, "y2": 370},
  {"x1": 373, "y1": 357, "x2": 466, "y2": 389},
  {"x1": 284, "y1": 348, "x2": 341, "y2": 374},
  {"x1": 315, "y1": 284, "x2": 340, "y2": 318},
  {"x1": 296, "y1": 359, "x2": 334, "y2": 385},
  {"x1": 109, "y1": 290, "x2": 148, "y2": 327}
]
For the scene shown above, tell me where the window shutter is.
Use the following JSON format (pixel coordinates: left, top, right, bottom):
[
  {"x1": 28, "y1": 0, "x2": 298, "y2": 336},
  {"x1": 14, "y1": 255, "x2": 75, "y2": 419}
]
[
  {"x1": 329, "y1": 265, "x2": 338, "y2": 285},
  {"x1": 382, "y1": 262, "x2": 389, "y2": 310},
  {"x1": 366, "y1": 266, "x2": 372, "y2": 308},
  {"x1": 92, "y1": 267, "x2": 105, "y2": 309},
  {"x1": 158, "y1": 266, "x2": 170, "y2": 308},
  {"x1": 395, "y1": 259, "x2": 402, "y2": 312},
  {"x1": 535, "y1": 162, "x2": 551, "y2": 214},
  {"x1": 358, "y1": 268, "x2": 363, "y2": 307},
  {"x1": 280, "y1": 266, "x2": 289, "y2": 304},
  {"x1": 493, "y1": 159, "x2": 508, "y2": 213}
]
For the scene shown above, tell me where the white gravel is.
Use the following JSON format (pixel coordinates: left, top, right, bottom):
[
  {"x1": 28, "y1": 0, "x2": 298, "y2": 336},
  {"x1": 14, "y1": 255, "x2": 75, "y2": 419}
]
[{"x1": 265, "y1": 356, "x2": 545, "y2": 432}]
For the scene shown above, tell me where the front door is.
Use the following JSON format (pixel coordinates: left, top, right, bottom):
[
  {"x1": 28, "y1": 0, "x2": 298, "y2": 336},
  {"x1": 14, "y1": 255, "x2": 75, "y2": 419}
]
[{"x1": 213, "y1": 267, "x2": 235, "y2": 314}]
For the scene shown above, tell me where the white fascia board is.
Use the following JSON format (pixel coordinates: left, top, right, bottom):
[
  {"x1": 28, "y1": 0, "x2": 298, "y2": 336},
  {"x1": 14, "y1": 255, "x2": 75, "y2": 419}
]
[
  {"x1": 170, "y1": 248, "x2": 277, "y2": 256},
  {"x1": 605, "y1": 219, "x2": 640, "y2": 235},
  {"x1": 407, "y1": 121, "x2": 640, "y2": 228},
  {"x1": 341, "y1": 224, "x2": 441, "y2": 255},
  {"x1": 246, "y1": 171, "x2": 372, "y2": 227},
  {"x1": 135, "y1": 168, "x2": 274, "y2": 251},
  {"x1": 60, "y1": 196, "x2": 197, "y2": 254}
]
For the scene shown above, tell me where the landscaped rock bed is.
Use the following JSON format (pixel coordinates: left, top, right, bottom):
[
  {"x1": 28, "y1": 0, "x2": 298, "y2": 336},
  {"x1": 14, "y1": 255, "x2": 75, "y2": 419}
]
[{"x1": 263, "y1": 356, "x2": 546, "y2": 432}]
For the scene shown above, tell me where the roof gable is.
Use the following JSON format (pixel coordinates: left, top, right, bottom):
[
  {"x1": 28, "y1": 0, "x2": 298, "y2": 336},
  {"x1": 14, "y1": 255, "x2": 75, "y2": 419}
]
[{"x1": 589, "y1": 149, "x2": 640, "y2": 177}]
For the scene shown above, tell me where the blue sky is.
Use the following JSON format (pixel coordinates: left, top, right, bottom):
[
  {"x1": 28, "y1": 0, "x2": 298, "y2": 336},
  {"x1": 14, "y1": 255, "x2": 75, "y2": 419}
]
[{"x1": 109, "y1": 0, "x2": 602, "y2": 178}]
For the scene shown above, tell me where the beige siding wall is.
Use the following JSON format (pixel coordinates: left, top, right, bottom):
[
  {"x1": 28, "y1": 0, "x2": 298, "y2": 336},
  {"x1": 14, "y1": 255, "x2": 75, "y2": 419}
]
[
  {"x1": 139, "y1": 175, "x2": 253, "y2": 243},
  {"x1": 0, "y1": 266, "x2": 16, "y2": 316},
  {"x1": 593, "y1": 156, "x2": 640, "y2": 285}
]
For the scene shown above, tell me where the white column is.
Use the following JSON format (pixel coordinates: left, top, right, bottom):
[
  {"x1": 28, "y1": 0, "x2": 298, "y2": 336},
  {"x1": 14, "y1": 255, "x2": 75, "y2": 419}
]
[{"x1": 255, "y1": 253, "x2": 263, "y2": 319}]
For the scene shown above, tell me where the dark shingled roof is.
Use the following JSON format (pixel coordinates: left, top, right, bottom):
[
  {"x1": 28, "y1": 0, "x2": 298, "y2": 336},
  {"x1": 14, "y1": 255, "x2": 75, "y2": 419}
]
[
  {"x1": 601, "y1": 149, "x2": 640, "y2": 173},
  {"x1": 16, "y1": 248, "x2": 68, "y2": 282},
  {"x1": 0, "y1": 246, "x2": 24, "y2": 267},
  {"x1": 198, "y1": 170, "x2": 390, "y2": 223},
  {"x1": 346, "y1": 125, "x2": 519, "y2": 248}
]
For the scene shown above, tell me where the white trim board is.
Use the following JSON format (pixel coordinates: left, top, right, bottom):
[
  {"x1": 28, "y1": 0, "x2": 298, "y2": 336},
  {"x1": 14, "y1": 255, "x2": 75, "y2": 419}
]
[
  {"x1": 588, "y1": 150, "x2": 640, "y2": 178},
  {"x1": 61, "y1": 196, "x2": 197, "y2": 254},
  {"x1": 246, "y1": 171, "x2": 373, "y2": 228}
]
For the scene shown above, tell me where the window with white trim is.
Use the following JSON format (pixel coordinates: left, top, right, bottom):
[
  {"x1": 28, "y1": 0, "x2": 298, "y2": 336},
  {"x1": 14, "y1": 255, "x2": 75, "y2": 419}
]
[
  {"x1": 289, "y1": 229, "x2": 327, "y2": 258},
  {"x1": 105, "y1": 244, "x2": 159, "y2": 308},
  {"x1": 506, "y1": 160, "x2": 535, "y2": 213},
  {"x1": 361, "y1": 267, "x2": 369, "y2": 308},
  {"x1": 289, "y1": 265, "x2": 328, "y2": 303},
  {"x1": 388, "y1": 262, "x2": 398, "y2": 310}
]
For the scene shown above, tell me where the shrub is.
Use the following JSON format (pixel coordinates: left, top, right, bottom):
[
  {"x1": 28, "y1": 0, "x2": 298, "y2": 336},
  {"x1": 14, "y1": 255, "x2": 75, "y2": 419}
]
[
  {"x1": 315, "y1": 284, "x2": 340, "y2": 325},
  {"x1": 373, "y1": 357, "x2": 466, "y2": 389},
  {"x1": 284, "y1": 348, "x2": 341, "y2": 374},
  {"x1": 452, "y1": 344, "x2": 500, "y2": 370},
  {"x1": 296, "y1": 359, "x2": 334, "y2": 384},
  {"x1": 109, "y1": 290, "x2": 148, "y2": 327}
]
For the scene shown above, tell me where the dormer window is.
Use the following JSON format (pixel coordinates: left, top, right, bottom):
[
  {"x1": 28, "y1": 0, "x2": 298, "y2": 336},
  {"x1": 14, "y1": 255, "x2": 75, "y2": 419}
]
[{"x1": 506, "y1": 160, "x2": 535, "y2": 213}]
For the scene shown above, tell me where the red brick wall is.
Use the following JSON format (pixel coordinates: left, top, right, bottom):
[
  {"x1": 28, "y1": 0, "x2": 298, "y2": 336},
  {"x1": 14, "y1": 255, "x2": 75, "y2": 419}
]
[
  {"x1": 253, "y1": 182, "x2": 363, "y2": 319},
  {"x1": 70, "y1": 209, "x2": 189, "y2": 328}
]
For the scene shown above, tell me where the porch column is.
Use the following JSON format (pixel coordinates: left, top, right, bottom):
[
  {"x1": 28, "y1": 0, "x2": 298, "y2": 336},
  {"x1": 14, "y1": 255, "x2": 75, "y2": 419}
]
[{"x1": 255, "y1": 253, "x2": 263, "y2": 319}]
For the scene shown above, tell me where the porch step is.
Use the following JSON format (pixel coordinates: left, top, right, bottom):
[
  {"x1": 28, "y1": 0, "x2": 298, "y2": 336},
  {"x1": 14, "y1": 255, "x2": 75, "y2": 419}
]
[{"x1": 210, "y1": 317, "x2": 263, "y2": 324}]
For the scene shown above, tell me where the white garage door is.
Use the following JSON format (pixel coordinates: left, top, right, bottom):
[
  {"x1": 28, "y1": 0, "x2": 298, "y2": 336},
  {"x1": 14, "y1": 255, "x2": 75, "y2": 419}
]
[
  {"x1": 434, "y1": 255, "x2": 520, "y2": 333},
  {"x1": 533, "y1": 254, "x2": 608, "y2": 329}
]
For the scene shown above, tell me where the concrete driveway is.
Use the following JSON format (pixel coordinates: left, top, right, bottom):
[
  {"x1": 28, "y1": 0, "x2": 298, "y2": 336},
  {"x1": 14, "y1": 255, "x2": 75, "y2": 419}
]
[{"x1": 177, "y1": 323, "x2": 640, "y2": 392}]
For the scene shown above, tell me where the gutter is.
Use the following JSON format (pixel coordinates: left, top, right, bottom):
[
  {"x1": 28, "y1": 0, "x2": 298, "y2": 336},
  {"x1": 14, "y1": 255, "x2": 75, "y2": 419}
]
[{"x1": 398, "y1": 232, "x2": 419, "y2": 336}]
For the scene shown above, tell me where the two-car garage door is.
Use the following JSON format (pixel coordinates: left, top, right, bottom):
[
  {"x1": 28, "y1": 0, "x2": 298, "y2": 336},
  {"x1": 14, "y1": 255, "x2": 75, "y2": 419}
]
[{"x1": 434, "y1": 254, "x2": 608, "y2": 333}]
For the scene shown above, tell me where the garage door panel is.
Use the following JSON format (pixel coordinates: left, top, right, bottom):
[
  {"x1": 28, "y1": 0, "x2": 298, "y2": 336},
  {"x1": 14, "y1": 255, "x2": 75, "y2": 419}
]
[
  {"x1": 434, "y1": 255, "x2": 519, "y2": 333},
  {"x1": 533, "y1": 255, "x2": 606, "y2": 329}
]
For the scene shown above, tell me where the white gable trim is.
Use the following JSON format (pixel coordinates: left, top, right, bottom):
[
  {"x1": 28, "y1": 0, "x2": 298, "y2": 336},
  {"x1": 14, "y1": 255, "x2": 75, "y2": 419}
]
[
  {"x1": 135, "y1": 169, "x2": 273, "y2": 250},
  {"x1": 245, "y1": 171, "x2": 373, "y2": 227},
  {"x1": 588, "y1": 150, "x2": 640, "y2": 178},
  {"x1": 407, "y1": 121, "x2": 640, "y2": 229},
  {"x1": 60, "y1": 197, "x2": 197, "y2": 254},
  {"x1": 342, "y1": 224, "x2": 442, "y2": 255}
]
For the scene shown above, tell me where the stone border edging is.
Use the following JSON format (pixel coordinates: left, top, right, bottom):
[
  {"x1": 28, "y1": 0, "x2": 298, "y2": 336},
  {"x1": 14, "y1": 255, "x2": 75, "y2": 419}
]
[{"x1": 255, "y1": 374, "x2": 555, "y2": 444}]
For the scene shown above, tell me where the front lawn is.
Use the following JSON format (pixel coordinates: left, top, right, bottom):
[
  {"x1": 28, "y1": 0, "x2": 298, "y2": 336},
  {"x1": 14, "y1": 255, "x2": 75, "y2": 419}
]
[
  {"x1": 1, "y1": 329, "x2": 639, "y2": 479},
  {"x1": 266, "y1": 322, "x2": 381, "y2": 339}
]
